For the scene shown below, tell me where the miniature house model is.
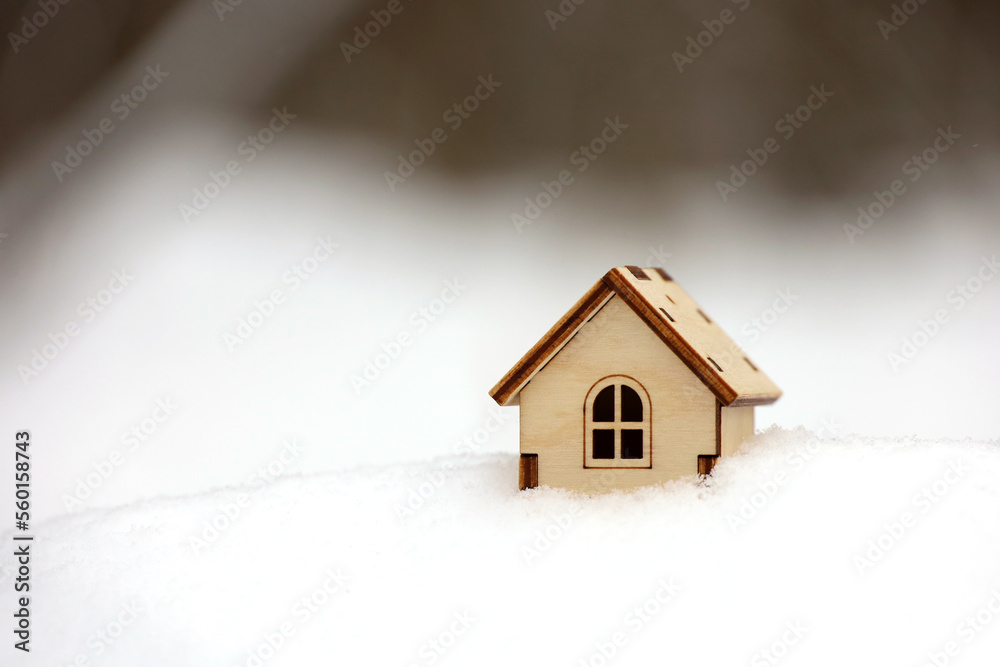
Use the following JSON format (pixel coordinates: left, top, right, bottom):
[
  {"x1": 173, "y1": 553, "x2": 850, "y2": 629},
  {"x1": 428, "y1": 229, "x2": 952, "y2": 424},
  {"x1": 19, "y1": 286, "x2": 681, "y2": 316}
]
[{"x1": 490, "y1": 266, "x2": 781, "y2": 492}]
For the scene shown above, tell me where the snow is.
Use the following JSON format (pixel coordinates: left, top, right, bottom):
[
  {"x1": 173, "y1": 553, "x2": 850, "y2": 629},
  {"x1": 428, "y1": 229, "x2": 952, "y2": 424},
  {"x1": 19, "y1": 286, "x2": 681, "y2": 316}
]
[
  {"x1": 1, "y1": 69, "x2": 999, "y2": 666},
  {"x1": 2, "y1": 124, "x2": 1000, "y2": 526},
  {"x1": 6, "y1": 429, "x2": 1000, "y2": 666}
]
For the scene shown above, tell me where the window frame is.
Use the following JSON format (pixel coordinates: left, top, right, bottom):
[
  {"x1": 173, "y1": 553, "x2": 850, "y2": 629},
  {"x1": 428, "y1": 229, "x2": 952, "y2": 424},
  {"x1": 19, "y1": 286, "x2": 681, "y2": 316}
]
[{"x1": 583, "y1": 375, "x2": 652, "y2": 469}]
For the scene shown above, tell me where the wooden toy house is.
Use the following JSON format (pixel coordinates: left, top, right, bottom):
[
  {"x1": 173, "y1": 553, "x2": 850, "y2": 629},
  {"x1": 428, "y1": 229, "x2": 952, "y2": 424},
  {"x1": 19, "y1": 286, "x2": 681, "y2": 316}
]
[{"x1": 489, "y1": 266, "x2": 781, "y2": 492}]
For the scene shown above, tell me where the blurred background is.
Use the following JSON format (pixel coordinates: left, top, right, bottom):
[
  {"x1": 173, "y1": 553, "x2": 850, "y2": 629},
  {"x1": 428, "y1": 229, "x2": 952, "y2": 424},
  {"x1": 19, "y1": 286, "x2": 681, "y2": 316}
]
[{"x1": 1, "y1": 0, "x2": 998, "y2": 522}]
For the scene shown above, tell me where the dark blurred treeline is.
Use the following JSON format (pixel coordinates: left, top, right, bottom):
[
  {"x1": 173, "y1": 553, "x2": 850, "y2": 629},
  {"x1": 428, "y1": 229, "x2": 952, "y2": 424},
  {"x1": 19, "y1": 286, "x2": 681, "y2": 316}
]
[{"x1": 2, "y1": 0, "x2": 997, "y2": 199}]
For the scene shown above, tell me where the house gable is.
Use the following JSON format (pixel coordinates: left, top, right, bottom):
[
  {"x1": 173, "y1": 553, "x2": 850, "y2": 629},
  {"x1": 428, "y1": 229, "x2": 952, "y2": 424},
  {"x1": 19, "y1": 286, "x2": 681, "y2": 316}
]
[
  {"x1": 518, "y1": 294, "x2": 718, "y2": 491},
  {"x1": 604, "y1": 267, "x2": 781, "y2": 407},
  {"x1": 490, "y1": 267, "x2": 781, "y2": 408},
  {"x1": 490, "y1": 277, "x2": 613, "y2": 407}
]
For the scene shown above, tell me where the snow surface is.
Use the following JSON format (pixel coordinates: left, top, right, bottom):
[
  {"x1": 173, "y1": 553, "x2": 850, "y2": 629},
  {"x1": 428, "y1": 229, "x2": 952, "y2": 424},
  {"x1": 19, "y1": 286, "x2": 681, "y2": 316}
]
[{"x1": 7, "y1": 429, "x2": 1000, "y2": 666}]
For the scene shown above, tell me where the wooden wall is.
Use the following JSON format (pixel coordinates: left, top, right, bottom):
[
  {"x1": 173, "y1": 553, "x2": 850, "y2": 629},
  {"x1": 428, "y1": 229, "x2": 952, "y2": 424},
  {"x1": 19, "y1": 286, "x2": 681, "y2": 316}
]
[{"x1": 520, "y1": 295, "x2": 718, "y2": 493}]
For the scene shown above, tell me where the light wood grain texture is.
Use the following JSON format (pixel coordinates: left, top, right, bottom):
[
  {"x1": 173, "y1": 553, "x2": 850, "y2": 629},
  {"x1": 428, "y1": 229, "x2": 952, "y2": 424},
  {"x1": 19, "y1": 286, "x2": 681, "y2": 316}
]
[
  {"x1": 603, "y1": 267, "x2": 781, "y2": 407},
  {"x1": 491, "y1": 266, "x2": 781, "y2": 409},
  {"x1": 720, "y1": 405, "x2": 755, "y2": 458},
  {"x1": 520, "y1": 296, "x2": 717, "y2": 493},
  {"x1": 492, "y1": 266, "x2": 780, "y2": 493},
  {"x1": 582, "y1": 375, "x2": 651, "y2": 469}
]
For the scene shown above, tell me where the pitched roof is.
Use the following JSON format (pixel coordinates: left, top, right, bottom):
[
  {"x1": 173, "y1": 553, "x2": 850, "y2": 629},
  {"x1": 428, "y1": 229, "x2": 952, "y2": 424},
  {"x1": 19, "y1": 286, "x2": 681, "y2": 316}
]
[{"x1": 489, "y1": 266, "x2": 782, "y2": 408}]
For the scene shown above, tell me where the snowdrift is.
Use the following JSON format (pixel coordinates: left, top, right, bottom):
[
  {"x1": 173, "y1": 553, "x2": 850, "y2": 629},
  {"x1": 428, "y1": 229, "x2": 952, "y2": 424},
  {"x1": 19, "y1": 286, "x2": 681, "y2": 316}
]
[{"x1": 10, "y1": 428, "x2": 1000, "y2": 667}]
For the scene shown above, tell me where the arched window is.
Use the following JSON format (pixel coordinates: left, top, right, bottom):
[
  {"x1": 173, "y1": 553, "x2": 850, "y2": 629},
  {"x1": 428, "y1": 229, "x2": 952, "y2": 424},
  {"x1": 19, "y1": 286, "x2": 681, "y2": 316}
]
[{"x1": 584, "y1": 376, "x2": 651, "y2": 468}]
